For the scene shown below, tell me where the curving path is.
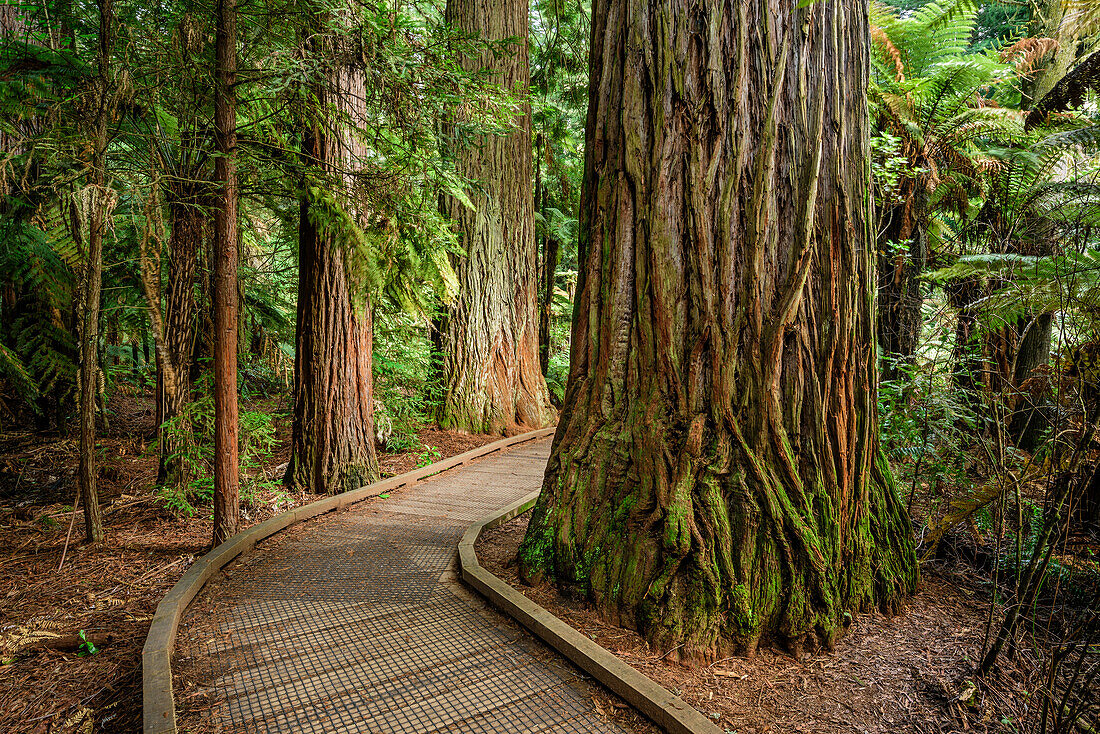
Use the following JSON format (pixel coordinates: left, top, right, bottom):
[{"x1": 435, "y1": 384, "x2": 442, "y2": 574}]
[{"x1": 174, "y1": 437, "x2": 628, "y2": 734}]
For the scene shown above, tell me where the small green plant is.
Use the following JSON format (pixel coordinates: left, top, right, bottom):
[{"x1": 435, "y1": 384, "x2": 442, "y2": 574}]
[
  {"x1": 878, "y1": 348, "x2": 981, "y2": 522},
  {"x1": 417, "y1": 444, "x2": 441, "y2": 468},
  {"x1": 373, "y1": 310, "x2": 436, "y2": 451},
  {"x1": 76, "y1": 630, "x2": 98, "y2": 657},
  {"x1": 239, "y1": 410, "x2": 280, "y2": 507},
  {"x1": 546, "y1": 353, "x2": 569, "y2": 405},
  {"x1": 270, "y1": 489, "x2": 294, "y2": 514}
]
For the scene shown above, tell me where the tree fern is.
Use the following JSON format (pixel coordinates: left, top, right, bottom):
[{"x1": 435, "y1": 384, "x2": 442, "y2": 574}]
[{"x1": 928, "y1": 248, "x2": 1100, "y2": 327}]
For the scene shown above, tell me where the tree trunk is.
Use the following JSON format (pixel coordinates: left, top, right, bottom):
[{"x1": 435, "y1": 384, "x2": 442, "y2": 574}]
[
  {"x1": 947, "y1": 277, "x2": 985, "y2": 410},
  {"x1": 154, "y1": 200, "x2": 203, "y2": 488},
  {"x1": 1013, "y1": 313, "x2": 1054, "y2": 386},
  {"x1": 437, "y1": 0, "x2": 553, "y2": 434},
  {"x1": 285, "y1": 26, "x2": 379, "y2": 496},
  {"x1": 77, "y1": 0, "x2": 114, "y2": 545},
  {"x1": 519, "y1": 0, "x2": 917, "y2": 661},
  {"x1": 539, "y1": 233, "x2": 559, "y2": 379},
  {"x1": 1008, "y1": 312, "x2": 1055, "y2": 450},
  {"x1": 876, "y1": 185, "x2": 928, "y2": 382},
  {"x1": 105, "y1": 316, "x2": 119, "y2": 366},
  {"x1": 1024, "y1": 0, "x2": 1078, "y2": 110},
  {"x1": 212, "y1": 0, "x2": 239, "y2": 546}
]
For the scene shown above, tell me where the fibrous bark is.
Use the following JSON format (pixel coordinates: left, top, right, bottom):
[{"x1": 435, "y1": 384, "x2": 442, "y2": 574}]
[
  {"x1": 519, "y1": 0, "x2": 917, "y2": 661},
  {"x1": 286, "y1": 28, "x2": 378, "y2": 496},
  {"x1": 153, "y1": 197, "x2": 204, "y2": 489},
  {"x1": 438, "y1": 0, "x2": 553, "y2": 434},
  {"x1": 212, "y1": 0, "x2": 239, "y2": 545}
]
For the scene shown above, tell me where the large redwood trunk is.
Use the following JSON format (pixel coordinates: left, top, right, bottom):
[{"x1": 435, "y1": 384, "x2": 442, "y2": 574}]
[
  {"x1": 437, "y1": 0, "x2": 553, "y2": 434},
  {"x1": 285, "y1": 31, "x2": 378, "y2": 496},
  {"x1": 519, "y1": 0, "x2": 917, "y2": 661}
]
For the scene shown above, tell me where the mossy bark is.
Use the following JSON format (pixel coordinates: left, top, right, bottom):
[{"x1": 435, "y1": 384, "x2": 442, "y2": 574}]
[
  {"x1": 437, "y1": 0, "x2": 554, "y2": 435},
  {"x1": 286, "y1": 27, "x2": 379, "y2": 496},
  {"x1": 519, "y1": 0, "x2": 918, "y2": 662}
]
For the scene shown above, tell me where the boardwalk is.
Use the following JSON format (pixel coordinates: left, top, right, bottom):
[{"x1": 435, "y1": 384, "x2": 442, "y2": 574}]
[{"x1": 175, "y1": 437, "x2": 627, "y2": 734}]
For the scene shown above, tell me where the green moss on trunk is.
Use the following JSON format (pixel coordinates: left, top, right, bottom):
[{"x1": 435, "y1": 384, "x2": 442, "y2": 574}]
[{"x1": 519, "y1": 0, "x2": 918, "y2": 662}]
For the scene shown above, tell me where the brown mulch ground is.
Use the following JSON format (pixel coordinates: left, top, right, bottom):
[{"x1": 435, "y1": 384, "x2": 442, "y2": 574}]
[
  {"x1": 476, "y1": 514, "x2": 1044, "y2": 734},
  {"x1": 0, "y1": 392, "x2": 499, "y2": 734}
]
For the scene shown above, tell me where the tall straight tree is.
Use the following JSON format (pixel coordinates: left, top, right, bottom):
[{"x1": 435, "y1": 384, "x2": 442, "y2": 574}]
[
  {"x1": 438, "y1": 0, "x2": 554, "y2": 435},
  {"x1": 211, "y1": 0, "x2": 239, "y2": 545},
  {"x1": 77, "y1": 0, "x2": 114, "y2": 544},
  {"x1": 285, "y1": 15, "x2": 379, "y2": 496},
  {"x1": 519, "y1": 0, "x2": 918, "y2": 660}
]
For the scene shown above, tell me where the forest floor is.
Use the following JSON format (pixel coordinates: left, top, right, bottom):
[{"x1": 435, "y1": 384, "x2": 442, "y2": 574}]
[
  {"x1": 477, "y1": 514, "x2": 1046, "y2": 734},
  {"x1": 0, "y1": 391, "x2": 499, "y2": 734}
]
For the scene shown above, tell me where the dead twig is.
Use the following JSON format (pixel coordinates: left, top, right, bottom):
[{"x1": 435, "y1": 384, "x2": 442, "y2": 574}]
[{"x1": 58, "y1": 486, "x2": 82, "y2": 572}]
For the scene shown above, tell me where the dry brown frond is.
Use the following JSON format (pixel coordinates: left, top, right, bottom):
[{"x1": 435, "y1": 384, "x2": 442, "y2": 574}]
[
  {"x1": 1000, "y1": 37, "x2": 1060, "y2": 77},
  {"x1": 871, "y1": 25, "x2": 905, "y2": 82}
]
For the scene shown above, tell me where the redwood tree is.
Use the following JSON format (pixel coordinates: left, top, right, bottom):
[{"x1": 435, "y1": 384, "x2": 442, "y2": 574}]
[
  {"x1": 211, "y1": 0, "x2": 239, "y2": 545},
  {"x1": 519, "y1": 0, "x2": 917, "y2": 660},
  {"x1": 437, "y1": 0, "x2": 553, "y2": 434},
  {"x1": 285, "y1": 25, "x2": 378, "y2": 496}
]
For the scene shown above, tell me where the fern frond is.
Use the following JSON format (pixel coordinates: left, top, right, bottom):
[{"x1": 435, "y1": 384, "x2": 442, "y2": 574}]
[
  {"x1": 1028, "y1": 49, "x2": 1100, "y2": 129},
  {"x1": 0, "y1": 342, "x2": 39, "y2": 404},
  {"x1": 927, "y1": 249, "x2": 1100, "y2": 328},
  {"x1": 1000, "y1": 37, "x2": 1060, "y2": 77},
  {"x1": 871, "y1": 25, "x2": 906, "y2": 82}
]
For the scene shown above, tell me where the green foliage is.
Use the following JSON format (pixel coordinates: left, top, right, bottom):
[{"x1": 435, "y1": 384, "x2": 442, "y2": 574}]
[
  {"x1": 530, "y1": 0, "x2": 588, "y2": 280},
  {"x1": 871, "y1": 131, "x2": 913, "y2": 209},
  {"x1": 970, "y1": 3, "x2": 1030, "y2": 53},
  {"x1": 0, "y1": 0, "x2": 517, "y2": 429},
  {"x1": 416, "y1": 444, "x2": 441, "y2": 468},
  {"x1": 929, "y1": 249, "x2": 1100, "y2": 327},
  {"x1": 75, "y1": 630, "x2": 98, "y2": 657},
  {"x1": 925, "y1": 123, "x2": 1100, "y2": 330},
  {"x1": 870, "y1": 0, "x2": 1022, "y2": 261},
  {"x1": 373, "y1": 310, "x2": 433, "y2": 452},
  {"x1": 155, "y1": 380, "x2": 281, "y2": 517},
  {"x1": 545, "y1": 351, "x2": 569, "y2": 405},
  {"x1": 880, "y1": 359, "x2": 978, "y2": 489}
]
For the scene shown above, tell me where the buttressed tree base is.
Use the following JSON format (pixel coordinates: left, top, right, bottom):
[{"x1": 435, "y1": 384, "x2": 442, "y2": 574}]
[{"x1": 519, "y1": 0, "x2": 919, "y2": 661}]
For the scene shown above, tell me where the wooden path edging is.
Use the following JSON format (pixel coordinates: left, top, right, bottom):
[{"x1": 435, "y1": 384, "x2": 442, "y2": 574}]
[
  {"x1": 142, "y1": 427, "x2": 556, "y2": 734},
  {"x1": 459, "y1": 494, "x2": 725, "y2": 734}
]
